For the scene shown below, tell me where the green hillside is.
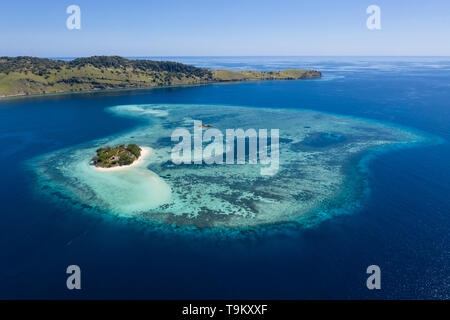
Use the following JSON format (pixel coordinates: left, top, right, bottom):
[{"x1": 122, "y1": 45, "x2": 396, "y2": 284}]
[{"x1": 0, "y1": 56, "x2": 321, "y2": 98}]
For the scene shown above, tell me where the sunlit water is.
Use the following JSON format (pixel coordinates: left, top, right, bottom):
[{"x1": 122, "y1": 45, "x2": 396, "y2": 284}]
[
  {"x1": 1, "y1": 57, "x2": 449, "y2": 299},
  {"x1": 33, "y1": 103, "x2": 430, "y2": 228}
]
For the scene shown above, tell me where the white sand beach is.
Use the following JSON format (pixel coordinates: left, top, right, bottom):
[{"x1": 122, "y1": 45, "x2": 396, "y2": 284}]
[{"x1": 92, "y1": 146, "x2": 152, "y2": 172}]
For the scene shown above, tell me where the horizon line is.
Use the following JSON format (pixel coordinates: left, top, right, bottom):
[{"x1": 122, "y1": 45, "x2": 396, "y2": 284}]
[{"x1": 3, "y1": 55, "x2": 450, "y2": 59}]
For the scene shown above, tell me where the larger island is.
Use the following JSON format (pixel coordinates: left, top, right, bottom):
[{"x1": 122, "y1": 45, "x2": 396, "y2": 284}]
[{"x1": 0, "y1": 56, "x2": 321, "y2": 98}]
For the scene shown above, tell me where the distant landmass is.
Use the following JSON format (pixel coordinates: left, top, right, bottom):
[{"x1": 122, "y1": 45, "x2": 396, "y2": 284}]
[{"x1": 0, "y1": 56, "x2": 321, "y2": 98}]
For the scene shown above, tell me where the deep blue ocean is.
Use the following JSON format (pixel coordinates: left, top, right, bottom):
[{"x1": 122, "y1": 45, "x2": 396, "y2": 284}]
[{"x1": 0, "y1": 57, "x2": 449, "y2": 299}]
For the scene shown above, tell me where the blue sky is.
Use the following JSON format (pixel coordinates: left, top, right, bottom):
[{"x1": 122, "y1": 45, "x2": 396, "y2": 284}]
[{"x1": 1, "y1": 0, "x2": 449, "y2": 57}]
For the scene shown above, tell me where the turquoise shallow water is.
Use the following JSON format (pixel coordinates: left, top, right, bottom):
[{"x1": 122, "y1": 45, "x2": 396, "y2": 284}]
[
  {"x1": 1, "y1": 57, "x2": 449, "y2": 299},
  {"x1": 32, "y1": 103, "x2": 428, "y2": 229}
]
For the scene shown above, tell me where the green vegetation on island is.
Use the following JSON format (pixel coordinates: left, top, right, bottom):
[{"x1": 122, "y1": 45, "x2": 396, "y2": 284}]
[
  {"x1": 0, "y1": 56, "x2": 322, "y2": 98},
  {"x1": 91, "y1": 144, "x2": 142, "y2": 168},
  {"x1": 211, "y1": 69, "x2": 321, "y2": 81}
]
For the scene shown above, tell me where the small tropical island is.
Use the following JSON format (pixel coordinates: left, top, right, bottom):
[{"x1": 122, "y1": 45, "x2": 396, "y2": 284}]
[
  {"x1": 0, "y1": 56, "x2": 322, "y2": 98},
  {"x1": 91, "y1": 144, "x2": 142, "y2": 168}
]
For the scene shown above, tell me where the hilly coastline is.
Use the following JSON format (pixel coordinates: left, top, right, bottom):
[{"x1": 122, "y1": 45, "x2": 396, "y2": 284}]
[{"x1": 0, "y1": 56, "x2": 321, "y2": 98}]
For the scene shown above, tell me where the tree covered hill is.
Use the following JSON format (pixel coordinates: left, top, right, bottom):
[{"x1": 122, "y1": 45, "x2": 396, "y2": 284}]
[{"x1": 0, "y1": 56, "x2": 321, "y2": 98}]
